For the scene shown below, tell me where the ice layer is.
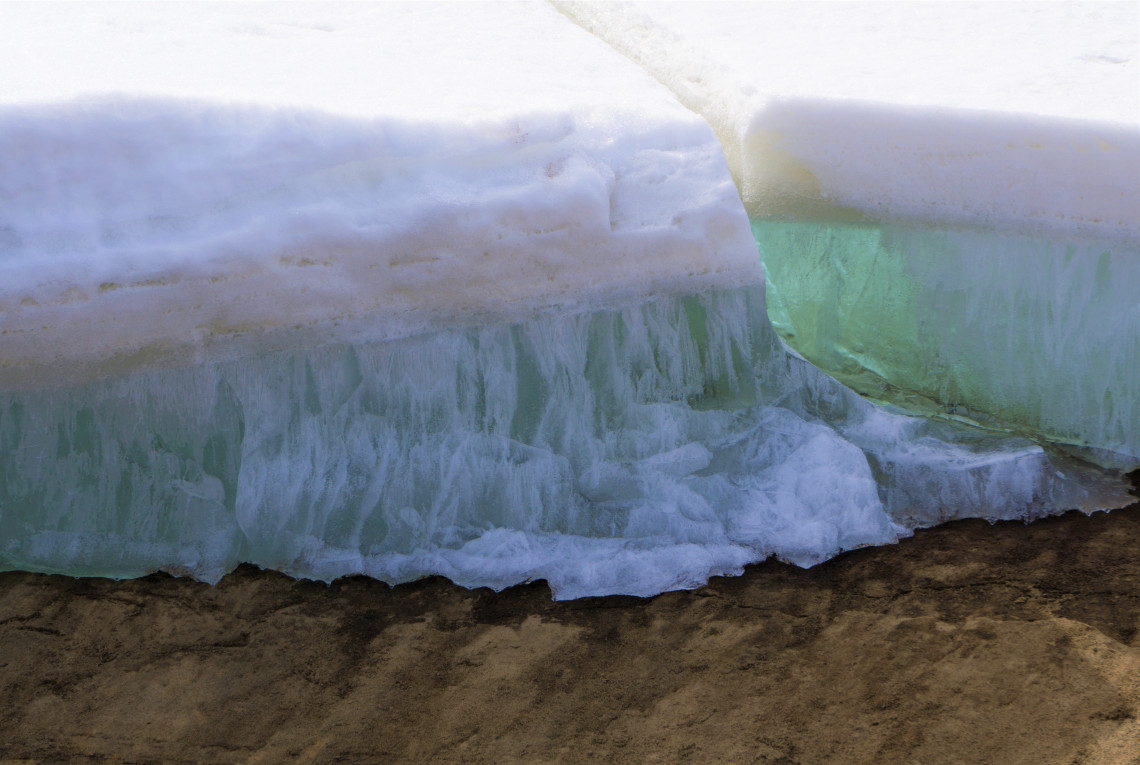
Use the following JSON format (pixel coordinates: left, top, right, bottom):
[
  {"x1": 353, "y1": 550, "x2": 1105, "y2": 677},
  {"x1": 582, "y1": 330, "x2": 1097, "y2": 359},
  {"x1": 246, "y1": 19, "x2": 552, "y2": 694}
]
[
  {"x1": 2, "y1": 285, "x2": 1126, "y2": 599},
  {"x1": 0, "y1": 3, "x2": 1133, "y2": 597},
  {"x1": 558, "y1": 1, "x2": 1140, "y2": 464}
]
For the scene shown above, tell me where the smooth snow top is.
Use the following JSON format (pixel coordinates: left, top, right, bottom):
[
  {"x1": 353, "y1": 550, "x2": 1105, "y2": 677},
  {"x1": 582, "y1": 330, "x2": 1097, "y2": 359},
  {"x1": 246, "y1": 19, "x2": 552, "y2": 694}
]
[
  {"x1": 0, "y1": 2, "x2": 757, "y2": 390},
  {"x1": 5, "y1": 3, "x2": 678, "y2": 123},
  {"x1": 557, "y1": 1, "x2": 1140, "y2": 239}
]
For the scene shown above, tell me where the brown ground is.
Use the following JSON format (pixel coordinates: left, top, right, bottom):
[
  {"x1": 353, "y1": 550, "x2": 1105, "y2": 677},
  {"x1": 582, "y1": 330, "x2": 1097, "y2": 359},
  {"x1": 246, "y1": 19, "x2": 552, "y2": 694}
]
[{"x1": 3, "y1": 494, "x2": 1140, "y2": 764}]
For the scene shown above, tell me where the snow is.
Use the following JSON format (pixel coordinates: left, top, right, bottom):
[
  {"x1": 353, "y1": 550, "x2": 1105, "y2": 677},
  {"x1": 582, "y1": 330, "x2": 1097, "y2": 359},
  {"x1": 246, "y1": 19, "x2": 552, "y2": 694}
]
[
  {"x1": 557, "y1": 1, "x2": 1140, "y2": 240},
  {"x1": 0, "y1": 2, "x2": 756, "y2": 390}
]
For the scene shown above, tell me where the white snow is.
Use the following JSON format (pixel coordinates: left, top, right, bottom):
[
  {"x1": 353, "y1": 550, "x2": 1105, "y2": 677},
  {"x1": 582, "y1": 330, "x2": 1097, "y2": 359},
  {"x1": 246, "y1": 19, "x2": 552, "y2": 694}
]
[
  {"x1": 0, "y1": 2, "x2": 757, "y2": 390},
  {"x1": 557, "y1": 1, "x2": 1140, "y2": 240}
]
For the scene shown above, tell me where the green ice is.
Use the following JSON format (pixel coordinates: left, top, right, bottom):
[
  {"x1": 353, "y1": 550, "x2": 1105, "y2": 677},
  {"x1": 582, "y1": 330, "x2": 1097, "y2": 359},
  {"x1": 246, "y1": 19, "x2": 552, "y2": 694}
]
[
  {"x1": 2, "y1": 285, "x2": 1125, "y2": 598},
  {"x1": 754, "y1": 219, "x2": 1140, "y2": 468}
]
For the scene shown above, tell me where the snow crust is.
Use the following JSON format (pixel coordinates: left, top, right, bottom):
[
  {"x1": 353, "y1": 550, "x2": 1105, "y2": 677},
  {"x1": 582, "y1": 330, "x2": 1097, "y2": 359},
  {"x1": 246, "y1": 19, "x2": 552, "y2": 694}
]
[
  {"x1": 0, "y1": 2, "x2": 756, "y2": 389},
  {"x1": 557, "y1": 1, "x2": 1140, "y2": 240}
]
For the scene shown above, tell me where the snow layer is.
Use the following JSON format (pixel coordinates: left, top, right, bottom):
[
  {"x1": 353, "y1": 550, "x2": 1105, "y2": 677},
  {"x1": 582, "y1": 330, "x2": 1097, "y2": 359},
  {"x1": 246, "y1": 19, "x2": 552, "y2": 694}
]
[
  {"x1": 0, "y1": 2, "x2": 755, "y2": 390},
  {"x1": 557, "y1": 1, "x2": 1140, "y2": 240}
]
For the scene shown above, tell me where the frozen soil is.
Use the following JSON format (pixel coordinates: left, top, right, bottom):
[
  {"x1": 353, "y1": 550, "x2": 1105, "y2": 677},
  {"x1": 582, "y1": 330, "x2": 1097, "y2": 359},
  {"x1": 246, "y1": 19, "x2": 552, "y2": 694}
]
[{"x1": 3, "y1": 485, "x2": 1140, "y2": 764}]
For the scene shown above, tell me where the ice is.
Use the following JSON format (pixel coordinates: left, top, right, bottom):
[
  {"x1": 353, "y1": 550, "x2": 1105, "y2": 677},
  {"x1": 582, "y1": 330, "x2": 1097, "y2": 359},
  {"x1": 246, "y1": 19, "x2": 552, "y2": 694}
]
[
  {"x1": 756, "y1": 220, "x2": 1140, "y2": 467},
  {"x1": 0, "y1": 3, "x2": 1133, "y2": 598},
  {"x1": 558, "y1": 1, "x2": 1140, "y2": 462},
  {"x1": 2, "y1": 286, "x2": 1126, "y2": 599}
]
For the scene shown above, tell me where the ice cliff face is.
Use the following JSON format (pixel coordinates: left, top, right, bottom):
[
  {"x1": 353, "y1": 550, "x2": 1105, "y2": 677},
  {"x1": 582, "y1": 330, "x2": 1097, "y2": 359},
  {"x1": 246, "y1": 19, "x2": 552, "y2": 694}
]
[
  {"x1": 0, "y1": 2, "x2": 1134, "y2": 597},
  {"x1": 2, "y1": 286, "x2": 1124, "y2": 599}
]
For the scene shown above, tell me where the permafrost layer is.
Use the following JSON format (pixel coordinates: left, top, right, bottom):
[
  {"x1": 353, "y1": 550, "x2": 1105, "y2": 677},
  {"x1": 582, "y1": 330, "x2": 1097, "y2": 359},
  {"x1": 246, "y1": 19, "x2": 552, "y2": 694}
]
[{"x1": 1, "y1": 286, "x2": 1127, "y2": 599}]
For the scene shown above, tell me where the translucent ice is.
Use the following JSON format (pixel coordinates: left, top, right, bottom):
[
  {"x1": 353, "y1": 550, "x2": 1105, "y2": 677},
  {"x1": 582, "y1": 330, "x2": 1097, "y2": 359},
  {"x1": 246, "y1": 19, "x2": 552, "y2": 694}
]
[
  {"x1": 755, "y1": 220, "x2": 1140, "y2": 468},
  {"x1": 1, "y1": 287, "x2": 1126, "y2": 599}
]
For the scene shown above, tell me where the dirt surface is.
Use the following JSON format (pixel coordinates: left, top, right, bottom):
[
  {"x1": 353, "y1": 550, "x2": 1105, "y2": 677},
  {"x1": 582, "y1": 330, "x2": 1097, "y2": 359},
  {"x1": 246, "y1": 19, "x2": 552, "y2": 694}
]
[{"x1": 4, "y1": 495, "x2": 1140, "y2": 764}]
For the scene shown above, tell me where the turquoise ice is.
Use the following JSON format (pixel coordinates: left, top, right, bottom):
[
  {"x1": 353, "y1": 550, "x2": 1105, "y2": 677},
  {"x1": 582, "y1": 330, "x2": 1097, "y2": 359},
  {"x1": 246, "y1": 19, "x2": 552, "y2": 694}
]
[{"x1": 1, "y1": 286, "x2": 1124, "y2": 599}]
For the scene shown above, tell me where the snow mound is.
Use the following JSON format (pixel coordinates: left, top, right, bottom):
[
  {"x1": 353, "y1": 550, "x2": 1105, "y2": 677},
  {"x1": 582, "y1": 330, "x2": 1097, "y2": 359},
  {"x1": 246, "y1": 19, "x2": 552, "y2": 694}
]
[{"x1": 557, "y1": 1, "x2": 1140, "y2": 241}]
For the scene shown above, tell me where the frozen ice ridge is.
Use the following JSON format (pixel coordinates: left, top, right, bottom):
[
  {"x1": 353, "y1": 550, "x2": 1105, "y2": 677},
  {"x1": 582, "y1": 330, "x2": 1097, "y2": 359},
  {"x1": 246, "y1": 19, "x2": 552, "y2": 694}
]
[{"x1": 0, "y1": 3, "x2": 1132, "y2": 598}]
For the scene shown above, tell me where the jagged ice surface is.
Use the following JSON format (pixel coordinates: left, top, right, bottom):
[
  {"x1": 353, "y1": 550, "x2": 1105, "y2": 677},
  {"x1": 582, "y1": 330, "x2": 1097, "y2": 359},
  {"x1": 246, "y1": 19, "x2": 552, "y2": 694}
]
[{"x1": 1, "y1": 286, "x2": 1125, "y2": 599}]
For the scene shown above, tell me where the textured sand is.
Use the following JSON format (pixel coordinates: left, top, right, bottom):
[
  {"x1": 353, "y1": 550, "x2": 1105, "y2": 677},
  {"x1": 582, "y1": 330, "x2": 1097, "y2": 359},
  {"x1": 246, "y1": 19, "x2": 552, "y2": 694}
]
[{"x1": 3, "y1": 487, "x2": 1140, "y2": 764}]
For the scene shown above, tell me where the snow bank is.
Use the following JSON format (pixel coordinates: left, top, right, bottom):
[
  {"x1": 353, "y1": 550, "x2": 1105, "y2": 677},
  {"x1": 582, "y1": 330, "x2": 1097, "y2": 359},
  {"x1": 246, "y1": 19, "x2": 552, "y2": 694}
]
[
  {"x1": 556, "y1": 1, "x2": 1140, "y2": 240},
  {"x1": 0, "y1": 2, "x2": 756, "y2": 390}
]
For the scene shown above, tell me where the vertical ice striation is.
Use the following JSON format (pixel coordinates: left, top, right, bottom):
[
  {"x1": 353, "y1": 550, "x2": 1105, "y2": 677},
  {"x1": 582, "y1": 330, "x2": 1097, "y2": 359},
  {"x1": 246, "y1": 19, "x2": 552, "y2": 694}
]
[
  {"x1": 756, "y1": 221, "x2": 1140, "y2": 467},
  {"x1": 1, "y1": 287, "x2": 1126, "y2": 599}
]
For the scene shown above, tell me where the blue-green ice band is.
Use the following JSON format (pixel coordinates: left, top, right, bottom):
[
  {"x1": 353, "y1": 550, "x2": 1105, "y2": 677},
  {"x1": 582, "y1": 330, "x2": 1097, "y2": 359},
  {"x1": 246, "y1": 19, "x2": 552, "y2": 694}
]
[
  {"x1": 754, "y1": 219, "x2": 1140, "y2": 470},
  {"x1": 1, "y1": 285, "x2": 1127, "y2": 598}
]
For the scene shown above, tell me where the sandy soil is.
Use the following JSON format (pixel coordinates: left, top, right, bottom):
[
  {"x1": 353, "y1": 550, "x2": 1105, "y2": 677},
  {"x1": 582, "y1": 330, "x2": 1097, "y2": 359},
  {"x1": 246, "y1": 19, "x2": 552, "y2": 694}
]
[{"x1": 3, "y1": 491, "x2": 1140, "y2": 764}]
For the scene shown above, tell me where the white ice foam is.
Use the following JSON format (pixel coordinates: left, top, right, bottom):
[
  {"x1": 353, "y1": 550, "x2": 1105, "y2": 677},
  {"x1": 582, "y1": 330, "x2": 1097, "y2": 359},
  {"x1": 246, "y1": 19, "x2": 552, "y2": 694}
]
[
  {"x1": 556, "y1": 1, "x2": 1140, "y2": 240},
  {"x1": 0, "y1": 2, "x2": 757, "y2": 390}
]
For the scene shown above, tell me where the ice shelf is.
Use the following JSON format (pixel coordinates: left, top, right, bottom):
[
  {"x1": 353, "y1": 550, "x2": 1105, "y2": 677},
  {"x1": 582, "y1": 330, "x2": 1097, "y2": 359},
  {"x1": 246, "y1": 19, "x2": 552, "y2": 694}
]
[
  {"x1": 0, "y1": 3, "x2": 1134, "y2": 598},
  {"x1": 558, "y1": 1, "x2": 1140, "y2": 462}
]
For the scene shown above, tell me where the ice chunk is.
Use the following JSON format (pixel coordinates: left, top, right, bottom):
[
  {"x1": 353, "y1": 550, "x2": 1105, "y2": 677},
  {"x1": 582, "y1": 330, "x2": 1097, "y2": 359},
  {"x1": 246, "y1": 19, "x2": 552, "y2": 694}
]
[
  {"x1": 0, "y1": 2, "x2": 755, "y2": 390},
  {"x1": 1, "y1": 3, "x2": 1132, "y2": 599},
  {"x1": 2, "y1": 286, "x2": 1126, "y2": 598},
  {"x1": 558, "y1": 1, "x2": 1140, "y2": 461}
]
